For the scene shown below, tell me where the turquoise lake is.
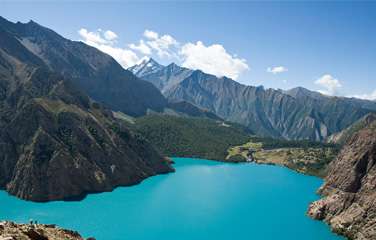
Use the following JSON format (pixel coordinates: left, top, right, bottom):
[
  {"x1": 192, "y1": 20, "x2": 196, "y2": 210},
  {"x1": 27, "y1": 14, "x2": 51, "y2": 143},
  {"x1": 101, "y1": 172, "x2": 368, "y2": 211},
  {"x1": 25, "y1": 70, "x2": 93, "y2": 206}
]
[{"x1": 0, "y1": 157, "x2": 343, "y2": 240}]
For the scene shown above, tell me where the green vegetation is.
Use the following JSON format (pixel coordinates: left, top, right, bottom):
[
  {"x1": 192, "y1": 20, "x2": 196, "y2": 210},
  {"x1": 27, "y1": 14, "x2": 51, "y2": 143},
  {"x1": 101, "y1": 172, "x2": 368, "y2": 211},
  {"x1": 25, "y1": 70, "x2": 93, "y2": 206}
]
[
  {"x1": 132, "y1": 114, "x2": 251, "y2": 161},
  {"x1": 248, "y1": 136, "x2": 339, "y2": 150},
  {"x1": 227, "y1": 137, "x2": 339, "y2": 177},
  {"x1": 254, "y1": 148, "x2": 338, "y2": 177}
]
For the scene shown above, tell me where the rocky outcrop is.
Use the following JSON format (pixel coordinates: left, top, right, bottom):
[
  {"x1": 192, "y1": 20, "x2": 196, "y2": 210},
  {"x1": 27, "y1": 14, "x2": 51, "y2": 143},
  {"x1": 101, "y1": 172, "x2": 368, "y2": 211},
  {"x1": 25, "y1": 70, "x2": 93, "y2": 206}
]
[
  {"x1": 307, "y1": 120, "x2": 376, "y2": 239},
  {"x1": 0, "y1": 17, "x2": 173, "y2": 202},
  {"x1": 0, "y1": 221, "x2": 92, "y2": 240}
]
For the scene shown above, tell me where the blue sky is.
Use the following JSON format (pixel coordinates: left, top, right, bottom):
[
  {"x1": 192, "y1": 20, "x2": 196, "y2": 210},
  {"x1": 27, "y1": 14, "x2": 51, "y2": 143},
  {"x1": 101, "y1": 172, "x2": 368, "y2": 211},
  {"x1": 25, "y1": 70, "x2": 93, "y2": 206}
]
[{"x1": 1, "y1": 1, "x2": 376, "y2": 99}]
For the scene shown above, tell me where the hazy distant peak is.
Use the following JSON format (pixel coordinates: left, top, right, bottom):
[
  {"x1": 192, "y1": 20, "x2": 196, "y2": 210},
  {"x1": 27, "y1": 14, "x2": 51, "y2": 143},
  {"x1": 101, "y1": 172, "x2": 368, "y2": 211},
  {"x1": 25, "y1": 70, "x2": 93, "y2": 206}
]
[
  {"x1": 166, "y1": 62, "x2": 180, "y2": 68},
  {"x1": 285, "y1": 86, "x2": 325, "y2": 100}
]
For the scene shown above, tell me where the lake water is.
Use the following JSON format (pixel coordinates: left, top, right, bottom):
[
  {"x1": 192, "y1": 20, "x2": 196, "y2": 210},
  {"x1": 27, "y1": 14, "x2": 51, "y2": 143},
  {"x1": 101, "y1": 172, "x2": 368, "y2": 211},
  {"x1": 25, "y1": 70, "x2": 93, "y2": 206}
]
[{"x1": 0, "y1": 157, "x2": 343, "y2": 240}]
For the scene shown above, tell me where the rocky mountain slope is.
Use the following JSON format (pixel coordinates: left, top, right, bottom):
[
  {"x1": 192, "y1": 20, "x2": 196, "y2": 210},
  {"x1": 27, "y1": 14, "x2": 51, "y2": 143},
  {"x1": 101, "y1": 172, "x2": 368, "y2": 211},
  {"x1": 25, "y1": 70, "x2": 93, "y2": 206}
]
[
  {"x1": 0, "y1": 221, "x2": 92, "y2": 240},
  {"x1": 0, "y1": 17, "x2": 167, "y2": 117},
  {"x1": 129, "y1": 58, "x2": 193, "y2": 94},
  {"x1": 131, "y1": 60, "x2": 376, "y2": 141},
  {"x1": 0, "y1": 17, "x2": 173, "y2": 202},
  {"x1": 307, "y1": 118, "x2": 376, "y2": 240},
  {"x1": 128, "y1": 58, "x2": 164, "y2": 79},
  {"x1": 167, "y1": 70, "x2": 375, "y2": 141},
  {"x1": 327, "y1": 113, "x2": 376, "y2": 145}
]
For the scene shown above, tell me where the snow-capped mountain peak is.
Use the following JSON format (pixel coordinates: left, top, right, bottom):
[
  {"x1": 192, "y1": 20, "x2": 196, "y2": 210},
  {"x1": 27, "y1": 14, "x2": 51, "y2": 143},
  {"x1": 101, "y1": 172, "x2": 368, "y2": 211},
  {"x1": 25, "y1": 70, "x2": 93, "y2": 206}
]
[{"x1": 128, "y1": 57, "x2": 164, "y2": 77}]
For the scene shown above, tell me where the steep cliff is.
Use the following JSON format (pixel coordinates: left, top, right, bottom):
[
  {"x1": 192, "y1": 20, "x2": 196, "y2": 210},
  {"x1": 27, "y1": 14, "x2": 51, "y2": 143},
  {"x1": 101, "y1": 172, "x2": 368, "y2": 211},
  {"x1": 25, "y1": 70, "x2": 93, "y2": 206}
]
[
  {"x1": 307, "y1": 120, "x2": 376, "y2": 239},
  {"x1": 0, "y1": 17, "x2": 173, "y2": 202}
]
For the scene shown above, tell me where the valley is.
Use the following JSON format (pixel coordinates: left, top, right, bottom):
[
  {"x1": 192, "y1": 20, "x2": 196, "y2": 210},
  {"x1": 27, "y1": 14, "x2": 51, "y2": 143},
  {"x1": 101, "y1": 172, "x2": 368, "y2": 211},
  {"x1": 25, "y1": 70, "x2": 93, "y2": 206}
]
[{"x1": 0, "y1": 10, "x2": 375, "y2": 240}]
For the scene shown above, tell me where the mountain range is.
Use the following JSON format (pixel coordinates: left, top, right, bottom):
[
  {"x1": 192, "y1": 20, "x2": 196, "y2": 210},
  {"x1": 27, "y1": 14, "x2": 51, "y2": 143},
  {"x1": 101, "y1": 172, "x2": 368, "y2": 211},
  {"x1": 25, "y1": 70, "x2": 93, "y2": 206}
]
[
  {"x1": 0, "y1": 15, "x2": 375, "y2": 202},
  {"x1": 0, "y1": 15, "x2": 375, "y2": 240},
  {"x1": 0, "y1": 16, "x2": 173, "y2": 201},
  {"x1": 130, "y1": 58, "x2": 376, "y2": 141}
]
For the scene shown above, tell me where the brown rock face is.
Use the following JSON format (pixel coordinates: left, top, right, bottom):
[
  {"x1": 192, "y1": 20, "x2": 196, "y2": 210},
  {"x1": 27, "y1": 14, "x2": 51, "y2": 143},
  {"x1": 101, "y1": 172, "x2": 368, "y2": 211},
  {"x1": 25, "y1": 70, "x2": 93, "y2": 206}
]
[
  {"x1": 0, "y1": 221, "x2": 91, "y2": 240},
  {"x1": 307, "y1": 120, "x2": 376, "y2": 240},
  {"x1": 0, "y1": 19, "x2": 174, "y2": 202}
]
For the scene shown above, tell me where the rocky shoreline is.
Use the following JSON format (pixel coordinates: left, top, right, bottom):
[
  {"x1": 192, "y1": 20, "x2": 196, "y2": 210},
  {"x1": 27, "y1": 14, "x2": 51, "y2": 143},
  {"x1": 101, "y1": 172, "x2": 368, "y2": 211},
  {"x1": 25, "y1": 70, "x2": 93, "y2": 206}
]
[
  {"x1": 0, "y1": 221, "x2": 93, "y2": 240},
  {"x1": 307, "y1": 120, "x2": 376, "y2": 240}
]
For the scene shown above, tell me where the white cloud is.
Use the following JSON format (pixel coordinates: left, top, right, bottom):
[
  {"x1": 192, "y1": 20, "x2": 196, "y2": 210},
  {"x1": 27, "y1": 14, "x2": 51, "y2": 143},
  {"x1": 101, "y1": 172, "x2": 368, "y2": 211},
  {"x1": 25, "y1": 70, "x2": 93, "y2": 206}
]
[
  {"x1": 144, "y1": 30, "x2": 159, "y2": 40},
  {"x1": 104, "y1": 30, "x2": 118, "y2": 41},
  {"x1": 78, "y1": 28, "x2": 140, "y2": 68},
  {"x1": 348, "y1": 89, "x2": 376, "y2": 100},
  {"x1": 78, "y1": 28, "x2": 249, "y2": 79},
  {"x1": 143, "y1": 29, "x2": 178, "y2": 58},
  {"x1": 78, "y1": 28, "x2": 109, "y2": 45},
  {"x1": 315, "y1": 74, "x2": 342, "y2": 96},
  {"x1": 267, "y1": 66, "x2": 288, "y2": 74},
  {"x1": 129, "y1": 40, "x2": 152, "y2": 55},
  {"x1": 180, "y1": 41, "x2": 249, "y2": 80}
]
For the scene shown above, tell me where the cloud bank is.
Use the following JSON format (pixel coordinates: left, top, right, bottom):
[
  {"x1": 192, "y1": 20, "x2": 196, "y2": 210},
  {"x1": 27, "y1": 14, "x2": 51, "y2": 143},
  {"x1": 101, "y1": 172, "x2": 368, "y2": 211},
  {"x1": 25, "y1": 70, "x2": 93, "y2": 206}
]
[
  {"x1": 180, "y1": 41, "x2": 249, "y2": 79},
  {"x1": 315, "y1": 74, "x2": 342, "y2": 96},
  {"x1": 129, "y1": 40, "x2": 152, "y2": 55},
  {"x1": 349, "y1": 89, "x2": 376, "y2": 100},
  {"x1": 142, "y1": 30, "x2": 179, "y2": 59},
  {"x1": 78, "y1": 28, "x2": 249, "y2": 80}
]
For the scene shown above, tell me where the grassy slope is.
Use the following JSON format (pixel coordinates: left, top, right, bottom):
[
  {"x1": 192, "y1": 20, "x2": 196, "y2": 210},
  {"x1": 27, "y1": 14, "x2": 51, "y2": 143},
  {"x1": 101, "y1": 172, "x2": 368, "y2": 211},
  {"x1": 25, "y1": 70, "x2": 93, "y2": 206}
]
[
  {"x1": 227, "y1": 137, "x2": 339, "y2": 177},
  {"x1": 132, "y1": 114, "x2": 251, "y2": 161}
]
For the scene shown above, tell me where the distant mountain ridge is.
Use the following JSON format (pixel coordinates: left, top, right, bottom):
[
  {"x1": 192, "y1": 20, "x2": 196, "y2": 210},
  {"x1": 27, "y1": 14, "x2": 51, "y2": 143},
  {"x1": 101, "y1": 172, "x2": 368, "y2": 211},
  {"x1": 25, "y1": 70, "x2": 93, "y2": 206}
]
[
  {"x1": 131, "y1": 60, "x2": 376, "y2": 141},
  {"x1": 285, "y1": 87, "x2": 376, "y2": 112}
]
